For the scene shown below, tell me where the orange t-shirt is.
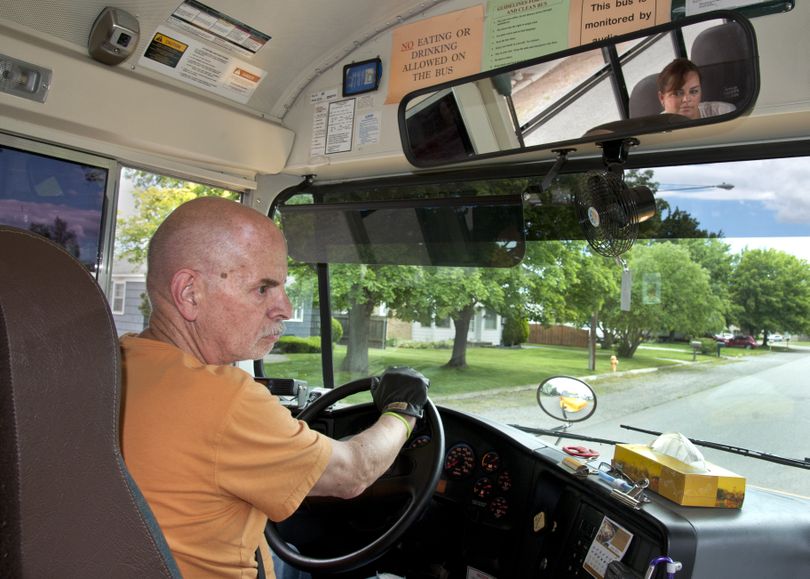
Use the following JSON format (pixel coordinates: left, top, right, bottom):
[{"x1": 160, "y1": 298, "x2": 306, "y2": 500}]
[{"x1": 120, "y1": 335, "x2": 331, "y2": 578}]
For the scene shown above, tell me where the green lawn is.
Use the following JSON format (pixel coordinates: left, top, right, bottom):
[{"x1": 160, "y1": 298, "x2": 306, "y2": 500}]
[{"x1": 263, "y1": 342, "x2": 732, "y2": 397}]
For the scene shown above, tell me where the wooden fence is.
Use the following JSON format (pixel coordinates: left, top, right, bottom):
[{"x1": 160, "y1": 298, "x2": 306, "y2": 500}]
[{"x1": 528, "y1": 324, "x2": 589, "y2": 348}]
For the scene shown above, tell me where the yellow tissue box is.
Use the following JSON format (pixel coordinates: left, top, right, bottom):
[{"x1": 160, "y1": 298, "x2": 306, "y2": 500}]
[{"x1": 612, "y1": 443, "x2": 745, "y2": 508}]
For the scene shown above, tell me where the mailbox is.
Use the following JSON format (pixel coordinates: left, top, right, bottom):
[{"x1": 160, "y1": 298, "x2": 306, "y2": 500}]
[{"x1": 690, "y1": 340, "x2": 702, "y2": 361}]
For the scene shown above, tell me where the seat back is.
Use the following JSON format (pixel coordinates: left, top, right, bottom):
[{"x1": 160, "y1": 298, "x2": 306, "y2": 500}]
[
  {"x1": 0, "y1": 226, "x2": 180, "y2": 578},
  {"x1": 690, "y1": 21, "x2": 755, "y2": 108},
  {"x1": 629, "y1": 73, "x2": 663, "y2": 118}
]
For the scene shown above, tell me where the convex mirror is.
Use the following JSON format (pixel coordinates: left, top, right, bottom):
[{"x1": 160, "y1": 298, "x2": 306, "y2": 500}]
[
  {"x1": 399, "y1": 11, "x2": 758, "y2": 167},
  {"x1": 537, "y1": 376, "x2": 597, "y2": 423}
]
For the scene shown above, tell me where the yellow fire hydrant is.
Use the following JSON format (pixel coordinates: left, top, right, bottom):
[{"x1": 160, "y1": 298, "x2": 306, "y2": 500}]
[{"x1": 610, "y1": 355, "x2": 618, "y2": 372}]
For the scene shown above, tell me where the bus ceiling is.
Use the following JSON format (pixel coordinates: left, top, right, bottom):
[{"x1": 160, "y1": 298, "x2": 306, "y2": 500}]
[{"x1": 0, "y1": 1, "x2": 805, "y2": 185}]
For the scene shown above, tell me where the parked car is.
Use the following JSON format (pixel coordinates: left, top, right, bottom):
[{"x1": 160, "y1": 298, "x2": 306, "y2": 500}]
[
  {"x1": 726, "y1": 335, "x2": 759, "y2": 349},
  {"x1": 770, "y1": 334, "x2": 783, "y2": 342}
]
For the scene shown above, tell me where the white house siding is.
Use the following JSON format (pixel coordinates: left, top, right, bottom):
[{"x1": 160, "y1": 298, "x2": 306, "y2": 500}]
[{"x1": 412, "y1": 309, "x2": 502, "y2": 345}]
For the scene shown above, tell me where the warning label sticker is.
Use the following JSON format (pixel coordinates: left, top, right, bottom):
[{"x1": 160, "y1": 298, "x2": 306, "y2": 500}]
[{"x1": 139, "y1": 26, "x2": 265, "y2": 104}]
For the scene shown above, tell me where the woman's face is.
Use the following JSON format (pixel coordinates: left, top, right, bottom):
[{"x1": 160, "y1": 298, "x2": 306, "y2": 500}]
[{"x1": 659, "y1": 71, "x2": 702, "y2": 119}]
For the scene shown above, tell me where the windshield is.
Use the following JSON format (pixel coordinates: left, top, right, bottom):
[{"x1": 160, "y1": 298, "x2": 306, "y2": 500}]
[{"x1": 272, "y1": 155, "x2": 810, "y2": 497}]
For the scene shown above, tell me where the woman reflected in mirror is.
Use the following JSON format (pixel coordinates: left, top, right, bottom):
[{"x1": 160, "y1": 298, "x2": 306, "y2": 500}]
[{"x1": 657, "y1": 58, "x2": 735, "y2": 120}]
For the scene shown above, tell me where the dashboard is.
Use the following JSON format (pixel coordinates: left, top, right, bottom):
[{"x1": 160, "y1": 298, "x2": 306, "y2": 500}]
[{"x1": 299, "y1": 404, "x2": 810, "y2": 579}]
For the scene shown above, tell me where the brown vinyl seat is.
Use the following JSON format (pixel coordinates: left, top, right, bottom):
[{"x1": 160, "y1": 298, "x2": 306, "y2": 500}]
[{"x1": 0, "y1": 226, "x2": 180, "y2": 578}]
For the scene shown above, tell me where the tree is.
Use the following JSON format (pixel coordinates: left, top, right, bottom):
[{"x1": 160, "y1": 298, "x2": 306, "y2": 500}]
[
  {"x1": 564, "y1": 243, "x2": 621, "y2": 369},
  {"x1": 328, "y1": 264, "x2": 421, "y2": 375},
  {"x1": 730, "y1": 248, "x2": 810, "y2": 343},
  {"x1": 393, "y1": 266, "x2": 506, "y2": 369},
  {"x1": 601, "y1": 242, "x2": 724, "y2": 357},
  {"x1": 29, "y1": 217, "x2": 80, "y2": 259},
  {"x1": 678, "y1": 238, "x2": 736, "y2": 328}
]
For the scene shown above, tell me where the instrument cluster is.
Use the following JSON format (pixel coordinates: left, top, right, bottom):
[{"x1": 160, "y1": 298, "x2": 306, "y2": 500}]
[{"x1": 441, "y1": 442, "x2": 514, "y2": 521}]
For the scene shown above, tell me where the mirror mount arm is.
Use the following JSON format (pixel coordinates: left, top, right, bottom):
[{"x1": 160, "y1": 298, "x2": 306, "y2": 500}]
[
  {"x1": 539, "y1": 147, "x2": 577, "y2": 192},
  {"x1": 597, "y1": 137, "x2": 639, "y2": 178}
]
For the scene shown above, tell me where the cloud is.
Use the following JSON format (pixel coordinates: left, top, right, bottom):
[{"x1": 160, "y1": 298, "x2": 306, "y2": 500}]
[
  {"x1": 652, "y1": 158, "x2": 810, "y2": 225},
  {"x1": 0, "y1": 199, "x2": 102, "y2": 242},
  {"x1": 724, "y1": 237, "x2": 810, "y2": 263}
]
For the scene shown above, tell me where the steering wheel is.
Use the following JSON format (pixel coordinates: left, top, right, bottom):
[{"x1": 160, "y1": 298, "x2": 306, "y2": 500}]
[{"x1": 265, "y1": 377, "x2": 445, "y2": 574}]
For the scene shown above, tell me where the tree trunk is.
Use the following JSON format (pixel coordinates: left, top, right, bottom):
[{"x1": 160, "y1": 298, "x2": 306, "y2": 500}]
[
  {"x1": 445, "y1": 305, "x2": 474, "y2": 368},
  {"x1": 340, "y1": 301, "x2": 374, "y2": 375},
  {"x1": 617, "y1": 334, "x2": 642, "y2": 358}
]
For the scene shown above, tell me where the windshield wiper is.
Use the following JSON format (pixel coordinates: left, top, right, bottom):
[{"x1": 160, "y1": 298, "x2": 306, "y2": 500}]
[
  {"x1": 510, "y1": 424, "x2": 625, "y2": 446},
  {"x1": 621, "y1": 425, "x2": 810, "y2": 471}
]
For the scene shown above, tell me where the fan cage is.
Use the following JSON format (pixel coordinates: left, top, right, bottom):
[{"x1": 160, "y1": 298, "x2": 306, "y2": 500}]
[{"x1": 576, "y1": 171, "x2": 641, "y2": 257}]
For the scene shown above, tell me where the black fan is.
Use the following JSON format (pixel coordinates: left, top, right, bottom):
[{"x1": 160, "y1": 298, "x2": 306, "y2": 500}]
[{"x1": 575, "y1": 171, "x2": 656, "y2": 257}]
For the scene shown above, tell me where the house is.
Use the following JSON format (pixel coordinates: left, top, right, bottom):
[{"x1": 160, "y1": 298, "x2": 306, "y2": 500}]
[{"x1": 110, "y1": 259, "x2": 147, "y2": 336}]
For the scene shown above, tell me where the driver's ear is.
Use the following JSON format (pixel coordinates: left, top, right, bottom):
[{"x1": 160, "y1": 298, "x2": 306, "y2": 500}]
[{"x1": 170, "y1": 269, "x2": 201, "y2": 321}]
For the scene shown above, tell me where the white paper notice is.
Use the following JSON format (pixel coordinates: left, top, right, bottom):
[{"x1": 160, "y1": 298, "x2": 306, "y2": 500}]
[
  {"x1": 357, "y1": 111, "x2": 381, "y2": 146},
  {"x1": 583, "y1": 516, "x2": 634, "y2": 579},
  {"x1": 325, "y1": 99, "x2": 356, "y2": 154},
  {"x1": 310, "y1": 102, "x2": 329, "y2": 158},
  {"x1": 686, "y1": 0, "x2": 749, "y2": 16},
  {"x1": 310, "y1": 87, "x2": 340, "y2": 105}
]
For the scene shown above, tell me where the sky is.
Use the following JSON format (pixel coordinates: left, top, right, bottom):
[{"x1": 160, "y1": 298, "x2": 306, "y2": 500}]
[{"x1": 651, "y1": 157, "x2": 810, "y2": 262}]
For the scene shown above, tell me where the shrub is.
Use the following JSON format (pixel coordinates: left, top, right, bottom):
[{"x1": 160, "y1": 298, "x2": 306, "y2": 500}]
[
  {"x1": 275, "y1": 336, "x2": 321, "y2": 354},
  {"x1": 698, "y1": 337, "x2": 721, "y2": 355},
  {"x1": 502, "y1": 316, "x2": 529, "y2": 347},
  {"x1": 331, "y1": 317, "x2": 343, "y2": 343}
]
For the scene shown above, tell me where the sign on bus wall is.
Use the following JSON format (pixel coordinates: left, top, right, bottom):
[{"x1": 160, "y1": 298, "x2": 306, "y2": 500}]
[{"x1": 386, "y1": 5, "x2": 485, "y2": 104}]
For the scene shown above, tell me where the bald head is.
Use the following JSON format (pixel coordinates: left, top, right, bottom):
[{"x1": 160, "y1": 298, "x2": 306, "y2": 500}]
[
  {"x1": 146, "y1": 197, "x2": 284, "y2": 305},
  {"x1": 142, "y1": 196, "x2": 292, "y2": 364}
]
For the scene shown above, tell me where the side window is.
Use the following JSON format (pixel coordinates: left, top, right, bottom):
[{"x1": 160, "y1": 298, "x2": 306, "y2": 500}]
[
  {"x1": 0, "y1": 138, "x2": 111, "y2": 272},
  {"x1": 111, "y1": 281, "x2": 126, "y2": 315}
]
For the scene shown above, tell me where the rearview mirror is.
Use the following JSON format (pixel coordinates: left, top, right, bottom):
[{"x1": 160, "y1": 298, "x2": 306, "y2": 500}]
[{"x1": 399, "y1": 11, "x2": 758, "y2": 167}]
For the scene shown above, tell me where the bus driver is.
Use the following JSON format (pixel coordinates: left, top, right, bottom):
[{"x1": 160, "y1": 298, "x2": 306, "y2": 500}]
[{"x1": 119, "y1": 196, "x2": 428, "y2": 578}]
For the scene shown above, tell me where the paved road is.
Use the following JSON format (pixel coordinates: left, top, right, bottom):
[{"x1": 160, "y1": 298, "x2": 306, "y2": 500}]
[{"x1": 434, "y1": 350, "x2": 810, "y2": 497}]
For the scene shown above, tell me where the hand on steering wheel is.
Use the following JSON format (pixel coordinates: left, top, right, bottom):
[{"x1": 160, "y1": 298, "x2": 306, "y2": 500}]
[{"x1": 265, "y1": 376, "x2": 444, "y2": 574}]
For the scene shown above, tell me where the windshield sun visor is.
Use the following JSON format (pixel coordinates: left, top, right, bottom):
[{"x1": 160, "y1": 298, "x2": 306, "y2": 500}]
[{"x1": 279, "y1": 195, "x2": 525, "y2": 268}]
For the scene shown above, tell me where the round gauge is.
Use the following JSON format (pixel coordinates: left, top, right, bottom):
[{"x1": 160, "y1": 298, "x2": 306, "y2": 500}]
[
  {"x1": 497, "y1": 470, "x2": 513, "y2": 492},
  {"x1": 407, "y1": 434, "x2": 431, "y2": 449},
  {"x1": 480, "y1": 450, "x2": 501, "y2": 473},
  {"x1": 488, "y1": 496, "x2": 509, "y2": 519},
  {"x1": 444, "y1": 443, "x2": 476, "y2": 479},
  {"x1": 473, "y1": 477, "x2": 494, "y2": 500}
]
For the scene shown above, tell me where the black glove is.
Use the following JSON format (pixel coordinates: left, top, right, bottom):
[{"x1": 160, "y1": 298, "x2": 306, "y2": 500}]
[{"x1": 371, "y1": 366, "x2": 429, "y2": 418}]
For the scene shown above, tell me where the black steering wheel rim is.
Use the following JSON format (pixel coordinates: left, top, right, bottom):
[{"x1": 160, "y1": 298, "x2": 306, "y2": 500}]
[{"x1": 265, "y1": 377, "x2": 445, "y2": 574}]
